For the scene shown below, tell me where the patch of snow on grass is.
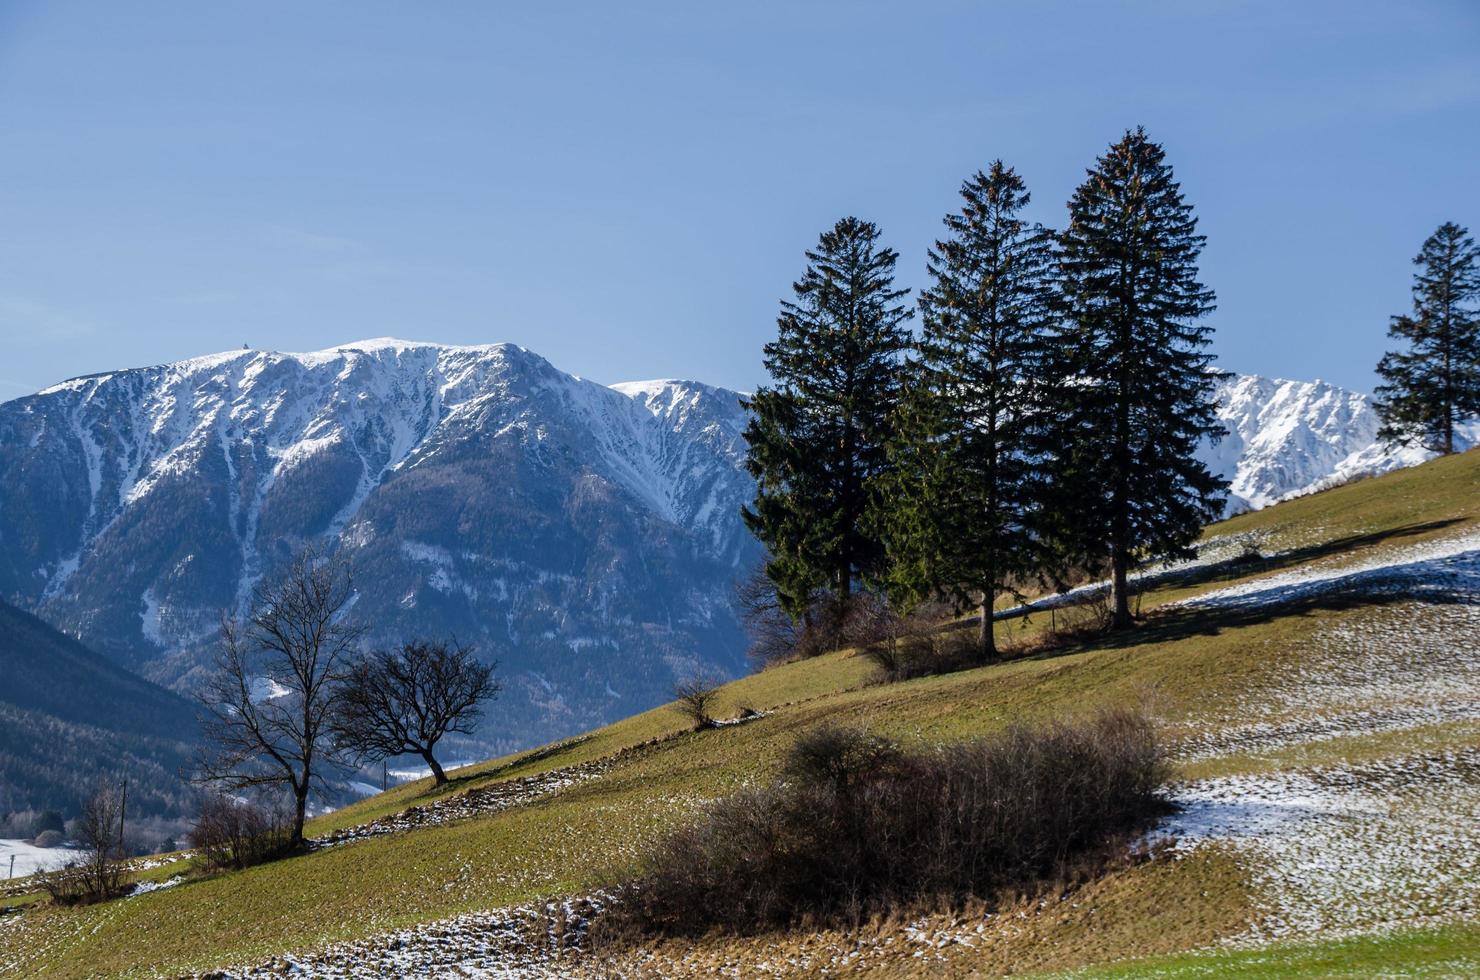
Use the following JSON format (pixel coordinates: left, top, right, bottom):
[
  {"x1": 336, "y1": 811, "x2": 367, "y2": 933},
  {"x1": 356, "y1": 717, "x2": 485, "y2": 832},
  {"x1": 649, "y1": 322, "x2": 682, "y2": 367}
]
[
  {"x1": 1176, "y1": 526, "x2": 1480, "y2": 612},
  {"x1": 1180, "y1": 600, "x2": 1480, "y2": 762},
  {"x1": 198, "y1": 894, "x2": 612, "y2": 978},
  {"x1": 1156, "y1": 749, "x2": 1480, "y2": 943}
]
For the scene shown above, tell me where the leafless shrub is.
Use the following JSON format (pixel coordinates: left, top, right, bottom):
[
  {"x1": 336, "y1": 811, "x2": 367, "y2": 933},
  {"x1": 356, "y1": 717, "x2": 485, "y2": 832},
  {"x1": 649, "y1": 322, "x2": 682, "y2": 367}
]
[
  {"x1": 739, "y1": 567, "x2": 906, "y2": 668},
  {"x1": 672, "y1": 673, "x2": 722, "y2": 730},
  {"x1": 35, "y1": 784, "x2": 127, "y2": 905},
  {"x1": 783, "y1": 725, "x2": 900, "y2": 795},
  {"x1": 862, "y1": 620, "x2": 983, "y2": 683},
  {"x1": 599, "y1": 708, "x2": 1169, "y2": 938},
  {"x1": 736, "y1": 566, "x2": 802, "y2": 667},
  {"x1": 190, "y1": 795, "x2": 293, "y2": 871}
]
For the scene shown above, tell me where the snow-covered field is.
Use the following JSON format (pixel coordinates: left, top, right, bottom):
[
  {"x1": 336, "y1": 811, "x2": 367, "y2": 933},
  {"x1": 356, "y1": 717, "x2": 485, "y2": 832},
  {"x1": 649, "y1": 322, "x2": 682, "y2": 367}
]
[{"x1": 0, "y1": 839, "x2": 79, "y2": 879}]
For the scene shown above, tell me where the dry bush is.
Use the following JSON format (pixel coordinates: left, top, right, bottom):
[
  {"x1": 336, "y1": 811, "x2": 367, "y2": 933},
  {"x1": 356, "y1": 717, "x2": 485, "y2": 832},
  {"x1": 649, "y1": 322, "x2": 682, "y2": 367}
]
[
  {"x1": 862, "y1": 624, "x2": 983, "y2": 683},
  {"x1": 190, "y1": 795, "x2": 293, "y2": 871},
  {"x1": 864, "y1": 586, "x2": 1136, "y2": 685},
  {"x1": 36, "y1": 784, "x2": 127, "y2": 905},
  {"x1": 784, "y1": 725, "x2": 900, "y2": 795},
  {"x1": 672, "y1": 674, "x2": 722, "y2": 731},
  {"x1": 599, "y1": 708, "x2": 1169, "y2": 939},
  {"x1": 735, "y1": 566, "x2": 802, "y2": 667},
  {"x1": 739, "y1": 568, "x2": 904, "y2": 667},
  {"x1": 32, "y1": 829, "x2": 64, "y2": 848}
]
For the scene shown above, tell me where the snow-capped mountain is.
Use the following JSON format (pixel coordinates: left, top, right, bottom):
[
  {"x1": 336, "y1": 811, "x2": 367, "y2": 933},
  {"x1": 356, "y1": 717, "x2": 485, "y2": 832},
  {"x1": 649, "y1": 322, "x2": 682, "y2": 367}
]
[
  {"x1": 0, "y1": 339, "x2": 758, "y2": 753},
  {"x1": 0, "y1": 339, "x2": 1463, "y2": 750},
  {"x1": 1201, "y1": 373, "x2": 1476, "y2": 512}
]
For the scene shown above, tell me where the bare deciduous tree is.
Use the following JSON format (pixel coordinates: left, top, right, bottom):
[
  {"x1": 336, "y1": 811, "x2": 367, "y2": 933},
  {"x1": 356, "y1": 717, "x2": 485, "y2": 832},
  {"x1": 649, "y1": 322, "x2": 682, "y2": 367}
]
[
  {"x1": 672, "y1": 673, "x2": 722, "y2": 731},
  {"x1": 330, "y1": 640, "x2": 499, "y2": 786},
  {"x1": 194, "y1": 548, "x2": 361, "y2": 846},
  {"x1": 37, "y1": 782, "x2": 126, "y2": 904},
  {"x1": 735, "y1": 564, "x2": 799, "y2": 667}
]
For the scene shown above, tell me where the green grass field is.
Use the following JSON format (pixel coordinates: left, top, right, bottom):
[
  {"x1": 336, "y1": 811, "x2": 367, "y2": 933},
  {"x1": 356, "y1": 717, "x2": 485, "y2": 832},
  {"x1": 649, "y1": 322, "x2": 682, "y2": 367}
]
[{"x1": 4, "y1": 449, "x2": 1479, "y2": 978}]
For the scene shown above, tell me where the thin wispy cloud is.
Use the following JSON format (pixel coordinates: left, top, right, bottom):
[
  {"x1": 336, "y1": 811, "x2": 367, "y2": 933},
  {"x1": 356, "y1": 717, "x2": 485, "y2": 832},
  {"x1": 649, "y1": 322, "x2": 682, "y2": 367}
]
[
  {"x1": 0, "y1": 295, "x2": 97, "y2": 345},
  {"x1": 255, "y1": 221, "x2": 370, "y2": 257},
  {"x1": 251, "y1": 220, "x2": 431, "y2": 286}
]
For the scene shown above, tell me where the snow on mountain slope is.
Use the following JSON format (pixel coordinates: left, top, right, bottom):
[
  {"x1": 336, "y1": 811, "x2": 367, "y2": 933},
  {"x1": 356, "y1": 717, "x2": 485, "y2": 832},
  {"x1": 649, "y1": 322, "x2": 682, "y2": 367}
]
[
  {"x1": 0, "y1": 340, "x2": 1462, "y2": 750},
  {"x1": 0, "y1": 339, "x2": 759, "y2": 752},
  {"x1": 1200, "y1": 373, "x2": 1477, "y2": 512}
]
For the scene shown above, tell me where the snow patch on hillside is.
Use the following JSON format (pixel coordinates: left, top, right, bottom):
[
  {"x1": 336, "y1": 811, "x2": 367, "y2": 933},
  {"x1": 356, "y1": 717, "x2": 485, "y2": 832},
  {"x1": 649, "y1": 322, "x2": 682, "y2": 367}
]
[
  {"x1": 1176, "y1": 526, "x2": 1480, "y2": 612},
  {"x1": 1156, "y1": 750, "x2": 1480, "y2": 942}
]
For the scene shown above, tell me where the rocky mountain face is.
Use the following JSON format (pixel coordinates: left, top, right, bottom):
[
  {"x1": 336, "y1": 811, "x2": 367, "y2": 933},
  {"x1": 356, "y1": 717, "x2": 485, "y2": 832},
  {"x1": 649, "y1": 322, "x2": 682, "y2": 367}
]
[
  {"x1": 0, "y1": 340, "x2": 1460, "y2": 753},
  {"x1": 1201, "y1": 373, "x2": 1475, "y2": 512},
  {"x1": 0, "y1": 340, "x2": 758, "y2": 755}
]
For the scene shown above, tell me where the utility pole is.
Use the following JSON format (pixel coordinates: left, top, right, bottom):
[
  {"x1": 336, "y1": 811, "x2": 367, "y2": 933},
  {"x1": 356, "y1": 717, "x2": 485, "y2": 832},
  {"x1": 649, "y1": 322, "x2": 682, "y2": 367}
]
[{"x1": 117, "y1": 778, "x2": 128, "y2": 858}]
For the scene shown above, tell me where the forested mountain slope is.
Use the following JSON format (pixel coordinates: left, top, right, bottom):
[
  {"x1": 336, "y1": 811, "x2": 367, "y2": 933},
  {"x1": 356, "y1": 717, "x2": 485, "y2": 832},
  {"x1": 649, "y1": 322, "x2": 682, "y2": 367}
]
[{"x1": 0, "y1": 599, "x2": 197, "y2": 818}]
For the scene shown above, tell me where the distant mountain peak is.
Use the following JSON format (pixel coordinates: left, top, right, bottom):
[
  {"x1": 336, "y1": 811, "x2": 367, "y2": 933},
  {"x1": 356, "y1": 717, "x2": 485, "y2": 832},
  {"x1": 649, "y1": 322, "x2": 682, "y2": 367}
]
[
  {"x1": 1203, "y1": 372, "x2": 1475, "y2": 512},
  {"x1": 2, "y1": 344, "x2": 1468, "y2": 753}
]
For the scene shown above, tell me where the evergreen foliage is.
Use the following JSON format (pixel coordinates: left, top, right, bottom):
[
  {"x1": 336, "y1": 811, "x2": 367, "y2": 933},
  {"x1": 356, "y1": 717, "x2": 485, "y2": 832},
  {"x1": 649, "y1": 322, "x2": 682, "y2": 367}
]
[
  {"x1": 881, "y1": 162, "x2": 1058, "y2": 658},
  {"x1": 743, "y1": 217, "x2": 913, "y2": 615},
  {"x1": 1375, "y1": 222, "x2": 1480, "y2": 454},
  {"x1": 1052, "y1": 128, "x2": 1226, "y2": 628}
]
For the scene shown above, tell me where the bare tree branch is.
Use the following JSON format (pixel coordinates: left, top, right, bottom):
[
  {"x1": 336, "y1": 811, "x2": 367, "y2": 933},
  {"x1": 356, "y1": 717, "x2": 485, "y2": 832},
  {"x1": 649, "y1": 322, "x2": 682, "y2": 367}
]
[
  {"x1": 193, "y1": 547, "x2": 362, "y2": 845},
  {"x1": 329, "y1": 640, "x2": 499, "y2": 786}
]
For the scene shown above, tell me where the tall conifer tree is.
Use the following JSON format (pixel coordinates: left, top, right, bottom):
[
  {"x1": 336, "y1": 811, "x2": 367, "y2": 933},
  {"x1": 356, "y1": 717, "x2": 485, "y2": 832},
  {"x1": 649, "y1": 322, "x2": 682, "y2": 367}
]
[
  {"x1": 1054, "y1": 128, "x2": 1225, "y2": 629},
  {"x1": 1374, "y1": 222, "x2": 1480, "y2": 455},
  {"x1": 743, "y1": 217, "x2": 913, "y2": 615},
  {"x1": 881, "y1": 162, "x2": 1057, "y2": 659}
]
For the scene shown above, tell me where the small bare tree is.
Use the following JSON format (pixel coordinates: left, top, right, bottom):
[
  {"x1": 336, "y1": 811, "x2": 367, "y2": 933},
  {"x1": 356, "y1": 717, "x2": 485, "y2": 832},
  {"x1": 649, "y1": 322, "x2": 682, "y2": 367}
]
[
  {"x1": 672, "y1": 673, "x2": 722, "y2": 731},
  {"x1": 195, "y1": 548, "x2": 362, "y2": 847},
  {"x1": 37, "y1": 783, "x2": 126, "y2": 904},
  {"x1": 736, "y1": 564, "x2": 799, "y2": 666},
  {"x1": 330, "y1": 640, "x2": 499, "y2": 786}
]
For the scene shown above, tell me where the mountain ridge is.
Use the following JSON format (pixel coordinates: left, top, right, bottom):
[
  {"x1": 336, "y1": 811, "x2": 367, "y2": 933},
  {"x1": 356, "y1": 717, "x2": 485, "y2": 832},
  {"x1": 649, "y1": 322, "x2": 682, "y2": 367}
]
[
  {"x1": 0, "y1": 598, "x2": 197, "y2": 818},
  {"x1": 0, "y1": 339, "x2": 758, "y2": 754},
  {"x1": 0, "y1": 338, "x2": 1465, "y2": 753}
]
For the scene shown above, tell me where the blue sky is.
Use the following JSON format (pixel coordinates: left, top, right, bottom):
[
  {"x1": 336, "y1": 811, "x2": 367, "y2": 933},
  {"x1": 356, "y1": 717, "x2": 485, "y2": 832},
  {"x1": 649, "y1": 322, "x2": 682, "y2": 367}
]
[{"x1": 0, "y1": 1, "x2": 1476, "y2": 398}]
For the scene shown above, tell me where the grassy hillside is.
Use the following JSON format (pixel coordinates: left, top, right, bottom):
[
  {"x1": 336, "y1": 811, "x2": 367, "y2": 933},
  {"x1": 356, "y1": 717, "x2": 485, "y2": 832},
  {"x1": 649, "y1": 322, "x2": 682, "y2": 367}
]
[{"x1": 3, "y1": 450, "x2": 1479, "y2": 978}]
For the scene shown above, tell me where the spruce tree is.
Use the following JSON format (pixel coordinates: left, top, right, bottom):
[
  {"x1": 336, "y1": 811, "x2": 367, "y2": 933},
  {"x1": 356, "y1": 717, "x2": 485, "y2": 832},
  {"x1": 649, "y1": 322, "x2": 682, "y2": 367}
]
[
  {"x1": 743, "y1": 217, "x2": 913, "y2": 616},
  {"x1": 1054, "y1": 128, "x2": 1226, "y2": 629},
  {"x1": 1374, "y1": 222, "x2": 1480, "y2": 455},
  {"x1": 881, "y1": 162, "x2": 1057, "y2": 659}
]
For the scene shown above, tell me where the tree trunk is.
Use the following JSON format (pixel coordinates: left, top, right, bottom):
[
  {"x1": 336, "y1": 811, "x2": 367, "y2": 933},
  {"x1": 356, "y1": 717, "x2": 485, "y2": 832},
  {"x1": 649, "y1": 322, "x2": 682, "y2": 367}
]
[
  {"x1": 291, "y1": 784, "x2": 308, "y2": 847},
  {"x1": 424, "y1": 751, "x2": 448, "y2": 786},
  {"x1": 1111, "y1": 547, "x2": 1133, "y2": 629},
  {"x1": 978, "y1": 591, "x2": 997, "y2": 662}
]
